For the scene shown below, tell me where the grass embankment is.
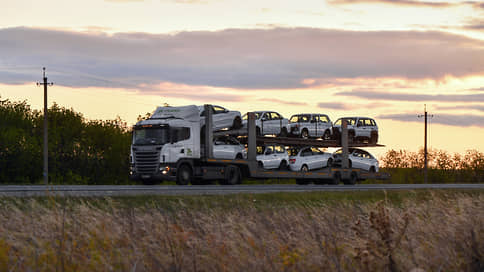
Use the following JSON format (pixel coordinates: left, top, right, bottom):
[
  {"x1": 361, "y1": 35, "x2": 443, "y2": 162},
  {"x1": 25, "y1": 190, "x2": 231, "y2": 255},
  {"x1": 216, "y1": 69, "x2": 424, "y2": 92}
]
[{"x1": 0, "y1": 190, "x2": 483, "y2": 271}]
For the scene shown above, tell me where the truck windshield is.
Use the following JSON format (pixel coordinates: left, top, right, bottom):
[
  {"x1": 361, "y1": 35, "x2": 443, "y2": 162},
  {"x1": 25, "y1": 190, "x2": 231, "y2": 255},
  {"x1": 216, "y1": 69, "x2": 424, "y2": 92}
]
[{"x1": 133, "y1": 127, "x2": 170, "y2": 145}]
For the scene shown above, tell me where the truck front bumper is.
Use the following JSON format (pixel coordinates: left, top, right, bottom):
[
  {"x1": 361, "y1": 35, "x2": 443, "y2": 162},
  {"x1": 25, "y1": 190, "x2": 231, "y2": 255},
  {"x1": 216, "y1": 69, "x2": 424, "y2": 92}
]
[{"x1": 129, "y1": 165, "x2": 177, "y2": 182}]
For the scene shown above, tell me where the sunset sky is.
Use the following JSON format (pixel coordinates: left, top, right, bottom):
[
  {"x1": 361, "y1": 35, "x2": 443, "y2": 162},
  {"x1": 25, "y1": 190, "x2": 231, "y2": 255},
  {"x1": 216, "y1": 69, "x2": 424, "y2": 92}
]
[{"x1": 1, "y1": 0, "x2": 484, "y2": 158}]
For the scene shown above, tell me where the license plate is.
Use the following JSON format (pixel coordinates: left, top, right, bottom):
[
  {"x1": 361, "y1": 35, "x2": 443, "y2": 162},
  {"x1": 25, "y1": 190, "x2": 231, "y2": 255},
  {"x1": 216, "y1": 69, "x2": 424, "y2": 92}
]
[{"x1": 141, "y1": 175, "x2": 151, "y2": 179}]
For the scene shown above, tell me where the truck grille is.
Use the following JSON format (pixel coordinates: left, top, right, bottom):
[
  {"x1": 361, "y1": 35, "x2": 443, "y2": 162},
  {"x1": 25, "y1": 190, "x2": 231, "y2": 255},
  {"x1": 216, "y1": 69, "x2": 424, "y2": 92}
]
[{"x1": 134, "y1": 150, "x2": 160, "y2": 174}]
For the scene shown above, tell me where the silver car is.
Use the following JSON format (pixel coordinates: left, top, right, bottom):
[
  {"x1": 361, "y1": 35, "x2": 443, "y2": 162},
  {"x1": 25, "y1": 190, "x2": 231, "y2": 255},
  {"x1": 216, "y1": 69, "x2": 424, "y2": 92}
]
[
  {"x1": 242, "y1": 111, "x2": 289, "y2": 136},
  {"x1": 288, "y1": 147, "x2": 333, "y2": 172},
  {"x1": 332, "y1": 148, "x2": 379, "y2": 172},
  {"x1": 213, "y1": 136, "x2": 247, "y2": 159},
  {"x1": 288, "y1": 113, "x2": 333, "y2": 139},
  {"x1": 332, "y1": 117, "x2": 378, "y2": 144},
  {"x1": 256, "y1": 144, "x2": 289, "y2": 170},
  {"x1": 199, "y1": 105, "x2": 242, "y2": 131}
]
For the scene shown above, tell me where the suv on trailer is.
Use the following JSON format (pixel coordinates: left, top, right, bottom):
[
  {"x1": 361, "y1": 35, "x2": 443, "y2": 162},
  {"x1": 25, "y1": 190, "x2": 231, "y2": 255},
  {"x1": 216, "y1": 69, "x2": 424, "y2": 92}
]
[
  {"x1": 213, "y1": 136, "x2": 247, "y2": 160},
  {"x1": 288, "y1": 113, "x2": 333, "y2": 139},
  {"x1": 242, "y1": 111, "x2": 289, "y2": 136},
  {"x1": 199, "y1": 105, "x2": 242, "y2": 131},
  {"x1": 332, "y1": 117, "x2": 378, "y2": 144},
  {"x1": 256, "y1": 144, "x2": 289, "y2": 170},
  {"x1": 332, "y1": 148, "x2": 379, "y2": 172}
]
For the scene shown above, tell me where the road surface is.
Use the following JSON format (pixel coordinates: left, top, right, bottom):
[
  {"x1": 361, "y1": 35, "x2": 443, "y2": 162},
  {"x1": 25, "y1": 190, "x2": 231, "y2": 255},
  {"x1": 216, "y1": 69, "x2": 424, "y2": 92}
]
[{"x1": 0, "y1": 184, "x2": 483, "y2": 197}]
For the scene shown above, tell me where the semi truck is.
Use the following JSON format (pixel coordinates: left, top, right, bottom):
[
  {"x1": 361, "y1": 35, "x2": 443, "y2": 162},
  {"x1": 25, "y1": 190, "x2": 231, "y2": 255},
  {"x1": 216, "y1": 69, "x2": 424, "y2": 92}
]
[{"x1": 129, "y1": 105, "x2": 389, "y2": 185}]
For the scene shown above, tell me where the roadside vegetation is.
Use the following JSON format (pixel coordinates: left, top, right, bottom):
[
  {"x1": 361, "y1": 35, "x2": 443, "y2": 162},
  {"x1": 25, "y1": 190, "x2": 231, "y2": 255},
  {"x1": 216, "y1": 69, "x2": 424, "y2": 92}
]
[
  {"x1": 0, "y1": 190, "x2": 483, "y2": 271},
  {"x1": 1, "y1": 98, "x2": 483, "y2": 184}
]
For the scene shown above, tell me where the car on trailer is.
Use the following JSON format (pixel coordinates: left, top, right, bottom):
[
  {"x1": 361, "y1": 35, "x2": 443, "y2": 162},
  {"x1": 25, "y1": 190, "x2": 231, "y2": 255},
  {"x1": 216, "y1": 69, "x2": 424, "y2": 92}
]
[
  {"x1": 256, "y1": 144, "x2": 289, "y2": 170},
  {"x1": 242, "y1": 111, "x2": 289, "y2": 136},
  {"x1": 213, "y1": 136, "x2": 247, "y2": 159},
  {"x1": 199, "y1": 105, "x2": 242, "y2": 131},
  {"x1": 332, "y1": 117, "x2": 378, "y2": 144},
  {"x1": 288, "y1": 113, "x2": 333, "y2": 139},
  {"x1": 332, "y1": 148, "x2": 379, "y2": 172},
  {"x1": 288, "y1": 146, "x2": 333, "y2": 172}
]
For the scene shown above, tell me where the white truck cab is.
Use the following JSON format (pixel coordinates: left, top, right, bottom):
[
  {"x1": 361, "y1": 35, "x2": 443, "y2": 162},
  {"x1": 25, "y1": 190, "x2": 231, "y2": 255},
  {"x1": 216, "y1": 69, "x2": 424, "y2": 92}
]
[{"x1": 130, "y1": 105, "x2": 201, "y2": 183}]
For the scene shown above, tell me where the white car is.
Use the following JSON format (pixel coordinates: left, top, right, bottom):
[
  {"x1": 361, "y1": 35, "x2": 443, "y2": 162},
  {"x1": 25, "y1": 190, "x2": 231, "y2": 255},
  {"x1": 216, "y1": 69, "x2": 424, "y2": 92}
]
[
  {"x1": 332, "y1": 117, "x2": 379, "y2": 144},
  {"x1": 289, "y1": 113, "x2": 333, "y2": 139},
  {"x1": 213, "y1": 136, "x2": 247, "y2": 159},
  {"x1": 256, "y1": 144, "x2": 289, "y2": 170},
  {"x1": 288, "y1": 147, "x2": 333, "y2": 172},
  {"x1": 242, "y1": 111, "x2": 289, "y2": 136},
  {"x1": 332, "y1": 148, "x2": 379, "y2": 172},
  {"x1": 199, "y1": 105, "x2": 242, "y2": 131}
]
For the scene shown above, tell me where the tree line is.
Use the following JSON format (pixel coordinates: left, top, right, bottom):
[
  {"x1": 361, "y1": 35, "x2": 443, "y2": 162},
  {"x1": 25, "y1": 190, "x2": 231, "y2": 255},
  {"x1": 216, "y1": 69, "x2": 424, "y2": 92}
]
[
  {"x1": 379, "y1": 148, "x2": 484, "y2": 183},
  {"x1": 0, "y1": 98, "x2": 131, "y2": 184},
  {"x1": 1, "y1": 98, "x2": 483, "y2": 184}
]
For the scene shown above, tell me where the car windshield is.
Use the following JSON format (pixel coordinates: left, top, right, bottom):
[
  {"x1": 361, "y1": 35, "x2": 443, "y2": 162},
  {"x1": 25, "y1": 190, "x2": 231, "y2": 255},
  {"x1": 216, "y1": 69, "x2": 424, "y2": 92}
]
[
  {"x1": 335, "y1": 118, "x2": 356, "y2": 126},
  {"x1": 133, "y1": 127, "x2": 170, "y2": 145}
]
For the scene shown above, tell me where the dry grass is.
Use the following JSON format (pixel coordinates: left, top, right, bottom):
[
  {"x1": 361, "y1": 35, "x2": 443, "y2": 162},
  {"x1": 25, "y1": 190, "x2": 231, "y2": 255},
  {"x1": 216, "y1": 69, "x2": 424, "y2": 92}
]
[{"x1": 0, "y1": 193, "x2": 483, "y2": 271}]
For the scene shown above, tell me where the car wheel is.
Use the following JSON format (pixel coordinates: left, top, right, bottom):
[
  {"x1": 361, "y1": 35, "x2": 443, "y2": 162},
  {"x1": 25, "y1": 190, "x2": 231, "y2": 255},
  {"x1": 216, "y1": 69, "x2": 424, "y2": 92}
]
[
  {"x1": 258, "y1": 161, "x2": 264, "y2": 168},
  {"x1": 232, "y1": 117, "x2": 242, "y2": 129},
  {"x1": 348, "y1": 131, "x2": 355, "y2": 144},
  {"x1": 301, "y1": 165, "x2": 309, "y2": 172},
  {"x1": 176, "y1": 164, "x2": 192, "y2": 185},
  {"x1": 327, "y1": 158, "x2": 333, "y2": 168},
  {"x1": 256, "y1": 127, "x2": 261, "y2": 136},
  {"x1": 323, "y1": 130, "x2": 331, "y2": 140},
  {"x1": 370, "y1": 133, "x2": 378, "y2": 144},
  {"x1": 301, "y1": 129, "x2": 309, "y2": 139},
  {"x1": 369, "y1": 166, "x2": 376, "y2": 173},
  {"x1": 348, "y1": 160, "x2": 352, "y2": 168},
  {"x1": 279, "y1": 160, "x2": 288, "y2": 170},
  {"x1": 235, "y1": 153, "x2": 243, "y2": 159}
]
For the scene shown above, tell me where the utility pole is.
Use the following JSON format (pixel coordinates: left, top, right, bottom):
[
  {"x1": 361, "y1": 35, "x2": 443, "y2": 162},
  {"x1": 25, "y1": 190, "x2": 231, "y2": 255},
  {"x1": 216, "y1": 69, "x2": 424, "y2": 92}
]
[
  {"x1": 37, "y1": 68, "x2": 53, "y2": 185},
  {"x1": 418, "y1": 105, "x2": 433, "y2": 183}
]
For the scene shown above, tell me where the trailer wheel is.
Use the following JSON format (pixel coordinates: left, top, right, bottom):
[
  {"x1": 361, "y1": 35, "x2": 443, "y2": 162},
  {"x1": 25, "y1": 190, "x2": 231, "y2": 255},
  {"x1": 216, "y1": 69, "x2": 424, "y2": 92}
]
[
  {"x1": 344, "y1": 172, "x2": 358, "y2": 185},
  {"x1": 296, "y1": 179, "x2": 310, "y2": 185},
  {"x1": 223, "y1": 165, "x2": 241, "y2": 185},
  {"x1": 176, "y1": 164, "x2": 192, "y2": 185},
  {"x1": 330, "y1": 172, "x2": 341, "y2": 185}
]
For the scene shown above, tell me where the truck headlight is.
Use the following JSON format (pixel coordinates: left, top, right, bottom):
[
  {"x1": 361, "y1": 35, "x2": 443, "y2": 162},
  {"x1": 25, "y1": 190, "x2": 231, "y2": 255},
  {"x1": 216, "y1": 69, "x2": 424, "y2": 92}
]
[{"x1": 160, "y1": 165, "x2": 170, "y2": 175}]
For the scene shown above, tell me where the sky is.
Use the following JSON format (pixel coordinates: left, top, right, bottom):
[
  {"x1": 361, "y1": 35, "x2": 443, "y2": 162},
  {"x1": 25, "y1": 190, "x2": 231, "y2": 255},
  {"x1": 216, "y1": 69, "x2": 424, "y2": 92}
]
[{"x1": 1, "y1": 0, "x2": 484, "y2": 158}]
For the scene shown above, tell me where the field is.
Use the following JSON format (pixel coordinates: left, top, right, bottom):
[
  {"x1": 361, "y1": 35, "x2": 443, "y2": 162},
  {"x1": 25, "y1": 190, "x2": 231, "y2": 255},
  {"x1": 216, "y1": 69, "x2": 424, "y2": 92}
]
[{"x1": 0, "y1": 190, "x2": 483, "y2": 271}]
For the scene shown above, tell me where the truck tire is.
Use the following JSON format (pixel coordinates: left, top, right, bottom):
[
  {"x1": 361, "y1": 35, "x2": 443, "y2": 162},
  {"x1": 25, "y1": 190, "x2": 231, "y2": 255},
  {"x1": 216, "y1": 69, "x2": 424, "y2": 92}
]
[
  {"x1": 223, "y1": 165, "x2": 241, "y2": 185},
  {"x1": 176, "y1": 164, "x2": 192, "y2": 185},
  {"x1": 344, "y1": 172, "x2": 358, "y2": 185},
  {"x1": 330, "y1": 172, "x2": 341, "y2": 185}
]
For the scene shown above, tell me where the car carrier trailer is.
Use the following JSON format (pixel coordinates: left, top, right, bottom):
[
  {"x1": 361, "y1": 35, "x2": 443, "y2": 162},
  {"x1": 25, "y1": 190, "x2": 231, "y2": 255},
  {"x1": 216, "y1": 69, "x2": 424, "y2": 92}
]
[{"x1": 130, "y1": 105, "x2": 389, "y2": 185}]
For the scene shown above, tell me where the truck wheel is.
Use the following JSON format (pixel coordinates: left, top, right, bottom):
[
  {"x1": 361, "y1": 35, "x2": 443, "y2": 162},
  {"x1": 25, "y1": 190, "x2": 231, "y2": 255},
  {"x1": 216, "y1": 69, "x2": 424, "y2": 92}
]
[
  {"x1": 344, "y1": 172, "x2": 358, "y2": 185},
  {"x1": 279, "y1": 160, "x2": 288, "y2": 170},
  {"x1": 176, "y1": 164, "x2": 192, "y2": 185},
  {"x1": 301, "y1": 129, "x2": 309, "y2": 139},
  {"x1": 330, "y1": 172, "x2": 341, "y2": 185},
  {"x1": 232, "y1": 117, "x2": 242, "y2": 129},
  {"x1": 224, "y1": 165, "x2": 241, "y2": 185},
  {"x1": 323, "y1": 130, "x2": 331, "y2": 140}
]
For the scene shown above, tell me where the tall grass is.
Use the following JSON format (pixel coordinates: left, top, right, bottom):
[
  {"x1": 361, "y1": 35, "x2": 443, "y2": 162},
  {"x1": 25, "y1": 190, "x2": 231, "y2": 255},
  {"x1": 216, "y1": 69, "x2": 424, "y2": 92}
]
[{"x1": 0, "y1": 193, "x2": 483, "y2": 271}]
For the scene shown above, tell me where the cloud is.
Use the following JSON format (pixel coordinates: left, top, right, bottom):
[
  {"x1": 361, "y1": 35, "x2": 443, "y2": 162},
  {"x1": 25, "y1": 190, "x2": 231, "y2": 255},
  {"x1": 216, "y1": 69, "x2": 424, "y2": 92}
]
[
  {"x1": 317, "y1": 102, "x2": 350, "y2": 110},
  {"x1": 378, "y1": 113, "x2": 484, "y2": 127},
  {"x1": 262, "y1": 98, "x2": 308, "y2": 106},
  {"x1": 461, "y1": 19, "x2": 484, "y2": 31},
  {"x1": 435, "y1": 105, "x2": 484, "y2": 112},
  {"x1": 336, "y1": 90, "x2": 484, "y2": 102},
  {"x1": 1, "y1": 27, "x2": 484, "y2": 90},
  {"x1": 317, "y1": 101, "x2": 389, "y2": 110},
  {"x1": 329, "y1": 0, "x2": 455, "y2": 7}
]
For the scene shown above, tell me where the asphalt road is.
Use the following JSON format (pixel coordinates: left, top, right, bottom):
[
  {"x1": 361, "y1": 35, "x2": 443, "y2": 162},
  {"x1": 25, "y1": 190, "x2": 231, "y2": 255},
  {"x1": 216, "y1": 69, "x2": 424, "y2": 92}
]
[{"x1": 0, "y1": 184, "x2": 483, "y2": 197}]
